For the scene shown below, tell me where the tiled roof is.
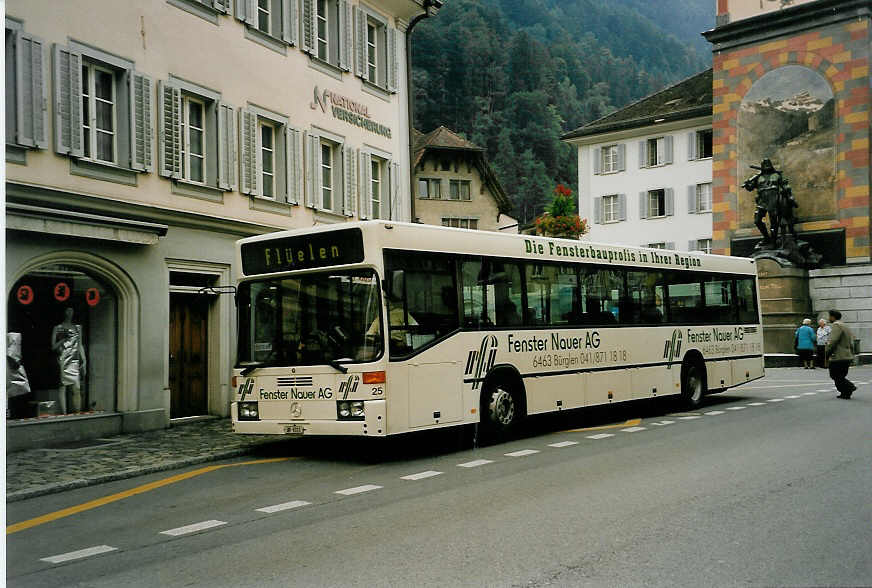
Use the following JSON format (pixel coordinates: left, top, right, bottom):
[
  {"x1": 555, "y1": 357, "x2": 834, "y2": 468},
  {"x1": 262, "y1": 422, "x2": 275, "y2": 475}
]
[{"x1": 562, "y1": 68, "x2": 713, "y2": 140}]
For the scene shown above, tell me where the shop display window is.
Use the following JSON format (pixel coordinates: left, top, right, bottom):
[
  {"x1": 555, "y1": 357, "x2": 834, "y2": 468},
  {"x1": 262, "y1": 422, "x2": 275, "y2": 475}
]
[{"x1": 7, "y1": 264, "x2": 117, "y2": 420}]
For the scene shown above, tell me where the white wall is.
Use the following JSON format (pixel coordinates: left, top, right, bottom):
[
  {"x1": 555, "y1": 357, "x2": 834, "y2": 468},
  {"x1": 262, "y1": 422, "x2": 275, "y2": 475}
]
[{"x1": 578, "y1": 123, "x2": 713, "y2": 252}]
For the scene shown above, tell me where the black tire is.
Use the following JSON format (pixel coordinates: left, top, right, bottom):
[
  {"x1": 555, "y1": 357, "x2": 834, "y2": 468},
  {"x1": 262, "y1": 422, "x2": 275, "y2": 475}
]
[
  {"x1": 480, "y1": 380, "x2": 522, "y2": 440},
  {"x1": 681, "y1": 358, "x2": 707, "y2": 409}
]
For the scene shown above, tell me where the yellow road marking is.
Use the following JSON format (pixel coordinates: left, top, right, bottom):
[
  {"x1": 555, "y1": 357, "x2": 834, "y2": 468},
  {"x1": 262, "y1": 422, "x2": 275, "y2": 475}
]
[
  {"x1": 562, "y1": 418, "x2": 642, "y2": 433},
  {"x1": 7, "y1": 457, "x2": 291, "y2": 535}
]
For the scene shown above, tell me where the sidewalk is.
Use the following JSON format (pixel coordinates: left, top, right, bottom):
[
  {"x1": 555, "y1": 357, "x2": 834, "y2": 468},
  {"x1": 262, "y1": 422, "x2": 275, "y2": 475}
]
[{"x1": 5, "y1": 418, "x2": 280, "y2": 503}]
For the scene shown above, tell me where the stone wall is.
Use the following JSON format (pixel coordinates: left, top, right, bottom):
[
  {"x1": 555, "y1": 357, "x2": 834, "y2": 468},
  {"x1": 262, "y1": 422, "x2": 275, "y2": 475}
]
[{"x1": 809, "y1": 264, "x2": 872, "y2": 351}]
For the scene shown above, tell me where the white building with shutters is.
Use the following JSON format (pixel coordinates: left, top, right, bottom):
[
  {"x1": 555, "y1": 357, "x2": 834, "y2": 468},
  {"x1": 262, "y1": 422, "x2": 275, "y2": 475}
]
[
  {"x1": 562, "y1": 69, "x2": 714, "y2": 254},
  {"x1": 4, "y1": 0, "x2": 441, "y2": 450}
]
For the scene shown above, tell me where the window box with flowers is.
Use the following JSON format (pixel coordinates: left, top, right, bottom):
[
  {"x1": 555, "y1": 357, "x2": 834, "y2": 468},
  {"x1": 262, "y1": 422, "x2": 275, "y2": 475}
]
[{"x1": 535, "y1": 184, "x2": 589, "y2": 240}]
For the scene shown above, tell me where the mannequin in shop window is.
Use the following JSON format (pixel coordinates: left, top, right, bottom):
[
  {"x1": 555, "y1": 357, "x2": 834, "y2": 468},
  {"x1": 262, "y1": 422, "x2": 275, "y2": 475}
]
[{"x1": 51, "y1": 307, "x2": 87, "y2": 414}]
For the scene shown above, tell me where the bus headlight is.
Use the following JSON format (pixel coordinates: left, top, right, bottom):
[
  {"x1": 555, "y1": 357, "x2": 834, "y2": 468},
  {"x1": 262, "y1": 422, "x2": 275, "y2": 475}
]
[
  {"x1": 337, "y1": 400, "x2": 365, "y2": 421},
  {"x1": 238, "y1": 402, "x2": 260, "y2": 421}
]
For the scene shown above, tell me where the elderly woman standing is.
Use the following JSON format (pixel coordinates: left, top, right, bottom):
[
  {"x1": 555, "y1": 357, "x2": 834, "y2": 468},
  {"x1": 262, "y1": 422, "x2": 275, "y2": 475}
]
[
  {"x1": 794, "y1": 318, "x2": 817, "y2": 369},
  {"x1": 816, "y1": 318, "x2": 831, "y2": 368}
]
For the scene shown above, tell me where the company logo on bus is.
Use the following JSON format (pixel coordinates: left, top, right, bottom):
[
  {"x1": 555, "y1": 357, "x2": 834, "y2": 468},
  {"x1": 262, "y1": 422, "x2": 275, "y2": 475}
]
[
  {"x1": 465, "y1": 336, "x2": 498, "y2": 390},
  {"x1": 238, "y1": 377, "x2": 255, "y2": 400},
  {"x1": 338, "y1": 375, "x2": 361, "y2": 400},
  {"x1": 663, "y1": 329, "x2": 683, "y2": 367}
]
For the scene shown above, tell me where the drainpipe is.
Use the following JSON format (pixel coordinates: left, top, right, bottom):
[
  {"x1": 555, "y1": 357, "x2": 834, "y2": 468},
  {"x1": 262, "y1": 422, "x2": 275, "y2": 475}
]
[{"x1": 406, "y1": 0, "x2": 436, "y2": 223}]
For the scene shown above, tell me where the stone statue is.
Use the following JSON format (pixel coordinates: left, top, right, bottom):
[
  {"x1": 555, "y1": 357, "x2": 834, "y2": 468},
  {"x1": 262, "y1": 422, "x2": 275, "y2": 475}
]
[{"x1": 742, "y1": 158, "x2": 819, "y2": 267}]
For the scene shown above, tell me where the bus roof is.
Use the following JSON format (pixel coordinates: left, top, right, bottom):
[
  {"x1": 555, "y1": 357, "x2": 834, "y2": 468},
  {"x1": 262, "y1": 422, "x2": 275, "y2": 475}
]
[{"x1": 237, "y1": 220, "x2": 757, "y2": 276}]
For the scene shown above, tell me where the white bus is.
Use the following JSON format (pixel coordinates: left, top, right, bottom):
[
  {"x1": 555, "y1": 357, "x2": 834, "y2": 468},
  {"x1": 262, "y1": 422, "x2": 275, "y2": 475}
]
[{"x1": 231, "y1": 221, "x2": 763, "y2": 438}]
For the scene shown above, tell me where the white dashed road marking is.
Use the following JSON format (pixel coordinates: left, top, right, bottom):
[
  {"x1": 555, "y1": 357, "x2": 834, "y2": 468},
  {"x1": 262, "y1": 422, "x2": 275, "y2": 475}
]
[
  {"x1": 41, "y1": 545, "x2": 117, "y2": 564},
  {"x1": 256, "y1": 500, "x2": 311, "y2": 513},
  {"x1": 704, "y1": 411, "x2": 726, "y2": 416},
  {"x1": 804, "y1": 392, "x2": 818, "y2": 395},
  {"x1": 816, "y1": 389, "x2": 831, "y2": 392},
  {"x1": 548, "y1": 441, "x2": 579, "y2": 448},
  {"x1": 677, "y1": 416, "x2": 701, "y2": 420},
  {"x1": 160, "y1": 520, "x2": 226, "y2": 536},
  {"x1": 726, "y1": 406, "x2": 746, "y2": 411},
  {"x1": 747, "y1": 402, "x2": 766, "y2": 406},
  {"x1": 586, "y1": 433, "x2": 615, "y2": 440},
  {"x1": 784, "y1": 395, "x2": 801, "y2": 399},
  {"x1": 651, "y1": 420, "x2": 675, "y2": 426},
  {"x1": 335, "y1": 485, "x2": 382, "y2": 496},
  {"x1": 458, "y1": 459, "x2": 494, "y2": 468},
  {"x1": 401, "y1": 471, "x2": 442, "y2": 481},
  {"x1": 767, "y1": 398, "x2": 785, "y2": 403},
  {"x1": 621, "y1": 427, "x2": 647, "y2": 433},
  {"x1": 505, "y1": 449, "x2": 540, "y2": 457}
]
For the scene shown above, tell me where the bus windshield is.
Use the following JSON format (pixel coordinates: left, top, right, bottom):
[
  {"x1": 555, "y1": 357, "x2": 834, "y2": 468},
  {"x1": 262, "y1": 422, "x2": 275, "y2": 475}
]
[{"x1": 237, "y1": 269, "x2": 383, "y2": 367}]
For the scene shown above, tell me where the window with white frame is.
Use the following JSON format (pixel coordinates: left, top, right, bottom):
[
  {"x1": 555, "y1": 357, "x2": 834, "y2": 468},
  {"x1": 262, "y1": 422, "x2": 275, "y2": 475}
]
[
  {"x1": 302, "y1": 0, "x2": 351, "y2": 71},
  {"x1": 159, "y1": 78, "x2": 235, "y2": 191},
  {"x1": 648, "y1": 189, "x2": 666, "y2": 217},
  {"x1": 357, "y1": 149, "x2": 394, "y2": 219},
  {"x1": 257, "y1": 0, "x2": 271, "y2": 33},
  {"x1": 647, "y1": 137, "x2": 665, "y2": 167},
  {"x1": 696, "y1": 182, "x2": 712, "y2": 213},
  {"x1": 370, "y1": 156, "x2": 389, "y2": 219},
  {"x1": 602, "y1": 144, "x2": 619, "y2": 173},
  {"x1": 53, "y1": 42, "x2": 153, "y2": 176},
  {"x1": 442, "y1": 217, "x2": 478, "y2": 229},
  {"x1": 417, "y1": 178, "x2": 441, "y2": 199},
  {"x1": 239, "y1": 105, "x2": 304, "y2": 204},
  {"x1": 696, "y1": 129, "x2": 713, "y2": 159},
  {"x1": 169, "y1": 0, "x2": 231, "y2": 24},
  {"x1": 648, "y1": 242, "x2": 667, "y2": 249},
  {"x1": 603, "y1": 194, "x2": 619, "y2": 222},
  {"x1": 6, "y1": 19, "x2": 48, "y2": 154},
  {"x1": 320, "y1": 140, "x2": 334, "y2": 209},
  {"x1": 354, "y1": 4, "x2": 397, "y2": 92},
  {"x1": 450, "y1": 179, "x2": 471, "y2": 201},
  {"x1": 237, "y1": 0, "x2": 297, "y2": 48},
  {"x1": 316, "y1": 0, "x2": 329, "y2": 60},
  {"x1": 695, "y1": 238, "x2": 712, "y2": 254}
]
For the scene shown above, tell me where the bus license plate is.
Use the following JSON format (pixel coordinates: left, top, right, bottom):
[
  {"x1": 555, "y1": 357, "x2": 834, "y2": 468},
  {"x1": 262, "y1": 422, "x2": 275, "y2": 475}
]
[{"x1": 284, "y1": 424, "x2": 304, "y2": 435}]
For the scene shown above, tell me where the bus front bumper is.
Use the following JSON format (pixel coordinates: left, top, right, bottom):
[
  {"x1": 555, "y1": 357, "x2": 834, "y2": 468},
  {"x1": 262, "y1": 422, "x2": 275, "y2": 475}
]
[{"x1": 231, "y1": 400, "x2": 386, "y2": 436}]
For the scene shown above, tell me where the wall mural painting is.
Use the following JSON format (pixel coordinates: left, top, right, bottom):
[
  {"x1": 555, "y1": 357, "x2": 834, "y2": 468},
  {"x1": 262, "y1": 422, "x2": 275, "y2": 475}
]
[{"x1": 738, "y1": 65, "x2": 835, "y2": 228}]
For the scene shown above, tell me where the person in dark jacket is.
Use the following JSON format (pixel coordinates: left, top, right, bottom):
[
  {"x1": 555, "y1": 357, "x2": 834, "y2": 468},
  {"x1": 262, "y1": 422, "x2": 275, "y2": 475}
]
[
  {"x1": 794, "y1": 318, "x2": 816, "y2": 369},
  {"x1": 825, "y1": 309, "x2": 857, "y2": 399}
]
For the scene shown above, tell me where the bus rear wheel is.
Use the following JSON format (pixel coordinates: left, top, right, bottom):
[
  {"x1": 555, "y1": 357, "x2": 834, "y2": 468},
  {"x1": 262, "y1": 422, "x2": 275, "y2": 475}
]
[{"x1": 681, "y1": 359, "x2": 707, "y2": 409}]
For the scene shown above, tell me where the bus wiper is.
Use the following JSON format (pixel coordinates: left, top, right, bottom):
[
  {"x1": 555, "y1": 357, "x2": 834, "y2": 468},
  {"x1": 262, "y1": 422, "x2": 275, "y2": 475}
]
[
  {"x1": 328, "y1": 358, "x2": 352, "y2": 374},
  {"x1": 239, "y1": 362, "x2": 267, "y2": 376}
]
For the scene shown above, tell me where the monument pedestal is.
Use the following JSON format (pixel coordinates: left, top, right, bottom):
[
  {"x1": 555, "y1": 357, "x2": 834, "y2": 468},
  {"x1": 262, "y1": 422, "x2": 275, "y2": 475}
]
[{"x1": 756, "y1": 258, "x2": 812, "y2": 354}]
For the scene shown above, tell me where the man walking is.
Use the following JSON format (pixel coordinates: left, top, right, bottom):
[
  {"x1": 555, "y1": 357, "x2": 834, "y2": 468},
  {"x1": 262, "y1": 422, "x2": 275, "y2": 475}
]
[{"x1": 825, "y1": 309, "x2": 857, "y2": 399}]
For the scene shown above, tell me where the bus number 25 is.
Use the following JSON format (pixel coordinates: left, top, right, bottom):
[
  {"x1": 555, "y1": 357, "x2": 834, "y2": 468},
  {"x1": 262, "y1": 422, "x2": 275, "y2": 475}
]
[{"x1": 371, "y1": 387, "x2": 384, "y2": 396}]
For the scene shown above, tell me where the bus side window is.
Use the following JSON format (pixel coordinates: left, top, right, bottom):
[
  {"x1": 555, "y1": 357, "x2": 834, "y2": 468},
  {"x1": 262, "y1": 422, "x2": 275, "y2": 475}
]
[
  {"x1": 579, "y1": 267, "x2": 622, "y2": 324},
  {"x1": 736, "y1": 277, "x2": 758, "y2": 323},
  {"x1": 667, "y1": 273, "x2": 704, "y2": 324}
]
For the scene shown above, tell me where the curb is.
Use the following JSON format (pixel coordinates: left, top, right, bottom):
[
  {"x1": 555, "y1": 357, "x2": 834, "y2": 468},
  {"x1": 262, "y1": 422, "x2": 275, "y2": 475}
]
[{"x1": 6, "y1": 446, "x2": 257, "y2": 503}]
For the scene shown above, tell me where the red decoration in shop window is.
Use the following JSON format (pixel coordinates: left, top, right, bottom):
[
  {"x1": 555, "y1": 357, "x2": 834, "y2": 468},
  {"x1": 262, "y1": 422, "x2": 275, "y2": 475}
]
[
  {"x1": 17, "y1": 285, "x2": 34, "y2": 305},
  {"x1": 54, "y1": 282, "x2": 71, "y2": 302},
  {"x1": 85, "y1": 288, "x2": 101, "y2": 307}
]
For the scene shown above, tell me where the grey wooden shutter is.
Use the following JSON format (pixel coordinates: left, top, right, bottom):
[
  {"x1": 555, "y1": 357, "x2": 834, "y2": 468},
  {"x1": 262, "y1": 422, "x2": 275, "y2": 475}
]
[
  {"x1": 639, "y1": 191, "x2": 648, "y2": 219},
  {"x1": 617, "y1": 144, "x2": 626, "y2": 172},
  {"x1": 217, "y1": 102, "x2": 236, "y2": 191},
  {"x1": 52, "y1": 44, "x2": 83, "y2": 157},
  {"x1": 387, "y1": 27, "x2": 398, "y2": 93},
  {"x1": 343, "y1": 145, "x2": 356, "y2": 216},
  {"x1": 282, "y1": 0, "x2": 298, "y2": 45},
  {"x1": 618, "y1": 194, "x2": 627, "y2": 221},
  {"x1": 213, "y1": 0, "x2": 230, "y2": 13},
  {"x1": 638, "y1": 140, "x2": 646, "y2": 168},
  {"x1": 687, "y1": 240, "x2": 697, "y2": 252},
  {"x1": 157, "y1": 81, "x2": 182, "y2": 178},
  {"x1": 593, "y1": 197, "x2": 602, "y2": 224},
  {"x1": 17, "y1": 33, "x2": 48, "y2": 149},
  {"x1": 129, "y1": 72, "x2": 153, "y2": 172},
  {"x1": 305, "y1": 132, "x2": 321, "y2": 208},
  {"x1": 285, "y1": 126, "x2": 303, "y2": 204},
  {"x1": 301, "y1": 0, "x2": 315, "y2": 54},
  {"x1": 235, "y1": 0, "x2": 255, "y2": 25},
  {"x1": 338, "y1": 0, "x2": 352, "y2": 71},
  {"x1": 664, "y1": 135, "x2": 674, "y2": 164},
  {"x1": 687, "y1": 185, "x2": 697, "y2": 214},
  {"x1": 666, "y1": 242, "x2": 676, "y2": 250},
  {"x1": 665, "y1": 188, "x2": 675, "y2": 216},
  {"x1": 390, "y1": 160, "x2": 400, "y2": 220},
  {"x1": 687, "y1": 131, "x2": 697, "y2": 161},
  {"x1": 354, "y1": 7, "x2": 368, "y2": 80},
  {"x1": 358, "y1": 150, "x2": 371, "y2": 219},
  {"x1": 592, "y1": 147, "x2": 601, "y2": 175},
  {"x1": 238, "y1": 108, "x2": 257, "y2": 194}
]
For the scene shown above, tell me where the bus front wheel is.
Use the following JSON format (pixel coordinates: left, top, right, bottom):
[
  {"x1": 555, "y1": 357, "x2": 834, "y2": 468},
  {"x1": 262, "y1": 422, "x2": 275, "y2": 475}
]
[
  {"x1": 681, "y1": 358, "x2": 707, "y2": 409},
  {"x1": 481, "y1": 380, "x2": 522, "y2": 438}
]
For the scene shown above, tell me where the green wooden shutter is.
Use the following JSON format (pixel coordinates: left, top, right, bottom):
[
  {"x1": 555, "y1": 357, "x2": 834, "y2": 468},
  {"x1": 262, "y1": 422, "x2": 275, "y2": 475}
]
[
  {"x1": 235, "y1": 0, "x2": 255, "y2": 25},
  {"x1": 357, "y1": 150, "x2": 370, "y2": 219},
  {"x1": 213, "y1": 0, "x2": 230, "y2": 13},
  {"x1": 305, "y1": 132, "x2": 321, "y2": 208},
  {"x1": 301, "y1": 0, "x2": 315, "y2": 55},
  {"x1": 238, "y1": 108, "x2": 257, "y2": 194},
  {"x1": 281, "y1": 0, "x2": 298, "y2": 45},
  {"x1": 17, "y1": 33, "x2": 48, "y2": 149},
  {"x1": 343, "y1": 145, "x2": 356, "y2": 216},
  {"x1": 157, "y1": 81, "x2": 181, "y2": 178},
  {"x1": 285, "y1": 126, "x2": 303, "y2": 204},
  {"x1": 389, "y1": 160, "x2": 400, "y2": 220},
  {"x1": 217, "y1": 102, "x2": 236, "y2": 191},
  {"x1": 387, "y1": 27, "x2": 398, "y2": 93},
  {"x1": 354, "y1": 7, "x2": 368, "y2": 81},
  {"x1": 338, "y1": 0, "x2": 352, "y2": 71},
  {"x1": 52, "y1": 44, "x2": 83, "y2": 156},
  {"x1": 129, "y1": 72, "x2": 153, "y2": 172}
]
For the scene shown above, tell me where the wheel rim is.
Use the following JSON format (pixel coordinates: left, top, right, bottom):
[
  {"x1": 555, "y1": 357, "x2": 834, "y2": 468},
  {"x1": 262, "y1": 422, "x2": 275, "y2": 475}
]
[
  {"x1": 489, "y1": 387, "x2": 515, "y2": 426},
  {"x1": 688, "y1": 367, "x2": 703, "y2": 403}
]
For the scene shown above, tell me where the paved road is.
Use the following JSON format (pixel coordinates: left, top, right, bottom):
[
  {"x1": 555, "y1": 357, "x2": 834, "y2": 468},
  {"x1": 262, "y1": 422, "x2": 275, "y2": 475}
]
[{"x1": 7, "y1": 368, "x2": 872, "y2": 587}]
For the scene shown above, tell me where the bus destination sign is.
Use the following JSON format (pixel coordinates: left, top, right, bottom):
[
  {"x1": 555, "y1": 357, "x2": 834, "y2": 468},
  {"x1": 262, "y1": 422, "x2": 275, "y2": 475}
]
[{"x1": 241, "y1": 228, "x2": 365, "y2": 274}]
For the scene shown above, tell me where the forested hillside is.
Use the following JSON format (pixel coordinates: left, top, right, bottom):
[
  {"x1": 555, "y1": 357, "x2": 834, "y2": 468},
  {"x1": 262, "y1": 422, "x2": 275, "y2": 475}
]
[{"x1": 412, "y1": 0, "x2": 712, "y2": 224}]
